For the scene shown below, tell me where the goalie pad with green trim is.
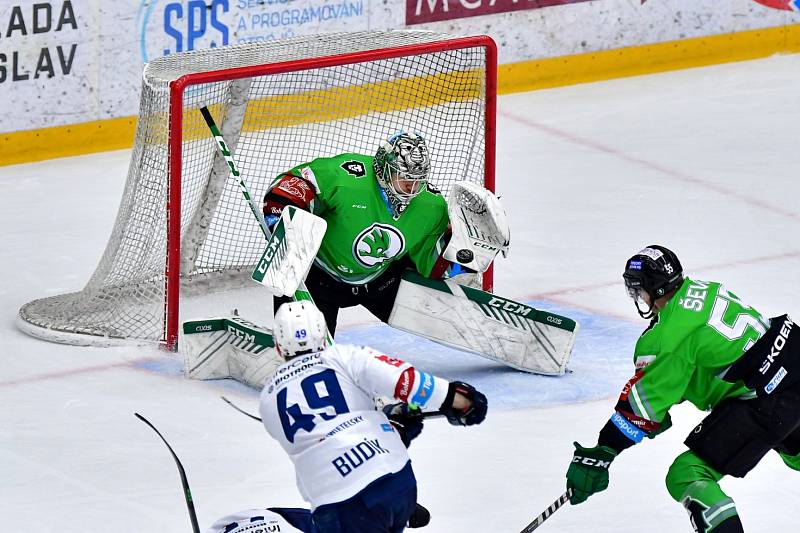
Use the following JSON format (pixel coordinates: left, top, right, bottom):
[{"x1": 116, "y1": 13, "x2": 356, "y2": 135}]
[
  {"x1": 388, "y1": 271, "x2": 577, "y2": 374},
  {"x1": 251, "y1": 205, "x2": 327, "y2": 297},
  {"x1": 181, "y1": 315, "x2": 281, "y2": 389}
]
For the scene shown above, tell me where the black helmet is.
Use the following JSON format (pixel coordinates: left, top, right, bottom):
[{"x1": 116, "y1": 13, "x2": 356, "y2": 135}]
[{"x1": 623, "y1": 245, "x2": 684, "y2": 319}]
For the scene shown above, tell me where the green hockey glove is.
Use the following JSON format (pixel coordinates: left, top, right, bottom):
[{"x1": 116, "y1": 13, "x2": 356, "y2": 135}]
[{"x1": 566, "y1": 442, "x2": 617, "y2": 504}]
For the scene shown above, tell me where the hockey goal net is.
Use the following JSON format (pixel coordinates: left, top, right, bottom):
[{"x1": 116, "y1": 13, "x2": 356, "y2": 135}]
[{"x1": 18, "y1": 30, "x2": 497, "y2": 349}]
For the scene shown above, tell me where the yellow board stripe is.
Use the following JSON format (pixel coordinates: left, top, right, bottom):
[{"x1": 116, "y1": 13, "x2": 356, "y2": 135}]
[
  {"x1": 180, "y1": 69, "x2": 485, "y2": 143},
  {"x1": 2, "y1": 24, "x2": 799, "y2": 167},
  {"x1": 1, "y1": 116, "x2": 139, "y2": 166},
  {"x1": 498, "y1": 23, "x2": 800, "y2": 93}
]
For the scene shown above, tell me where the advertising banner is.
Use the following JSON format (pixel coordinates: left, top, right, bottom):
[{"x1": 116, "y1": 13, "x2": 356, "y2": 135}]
[
  {"x1": 0, "y1": 0, "x2": 796, "y2": 135},
  {"x1": 406, "y1": 0, "x2": 592, "y2": 25},
  {"x1": 136, "y1": 0, "x2": 371, "y2": 63},
  {"x1": 0, "y1": 2, "x2": 92, "y2": 130}
]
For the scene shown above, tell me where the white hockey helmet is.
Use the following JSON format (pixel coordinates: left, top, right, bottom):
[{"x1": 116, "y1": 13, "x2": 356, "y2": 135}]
[{"x1": 273, "y1": 301, "x2": 328, "y2": 359}]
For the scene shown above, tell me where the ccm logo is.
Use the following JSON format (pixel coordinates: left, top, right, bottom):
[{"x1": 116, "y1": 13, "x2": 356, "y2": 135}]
[
  {"x1": 472, "y1": 240, "x2": 499, "y2": 251},
  {"x1": 573, "y1": 456, "x2": 612, "y2": 468},
  {"x1": 546, "y1": 316, "x2": 562, "y2": 325}
]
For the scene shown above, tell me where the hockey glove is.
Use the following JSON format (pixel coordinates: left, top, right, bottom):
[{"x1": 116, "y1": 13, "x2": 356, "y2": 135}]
[
  {"x1": 566, "y1": 442, "x2": 617, "y2": 505},
  {"x1": 382, "y1": 402, "x2": 424, "y2": 447},
  {"x1": 440, "y1": 381, "x2": 488, "y2": 427}
]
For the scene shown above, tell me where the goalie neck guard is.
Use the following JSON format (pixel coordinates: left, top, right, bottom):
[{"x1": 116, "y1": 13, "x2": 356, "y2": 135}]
[
  {"x1": 273, "y1": 302, "x2": 328, "y2": 359},
  {"x1": 623, "y1": 245, "x2": 684, "y2": 319},
  {"x1": 373, "y1": 131, "x2": 430, "y2": 216}
]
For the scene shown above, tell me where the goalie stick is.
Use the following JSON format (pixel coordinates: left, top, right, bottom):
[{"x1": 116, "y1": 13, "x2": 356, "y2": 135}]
[
  {"x1": 519, "y1": 488, "x2": 573, "y2": 532},
  {"x1": 199, "y1": 107, "x2": 325, "y2": 327},
  {"x1": 135, "y1": 413, "x2": 201, "y2": 533},
  {"x1": 199, "y1": 106, "x2": 270, "y2": 240}
]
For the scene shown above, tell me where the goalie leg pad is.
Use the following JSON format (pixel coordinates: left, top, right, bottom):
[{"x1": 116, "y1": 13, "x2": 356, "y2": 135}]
[
  {"x1": 182, "y1": 315, "x2": 282, "y2": 389},
  {"x1": 387, "y1": 271, "x2": 578, "y2": 374}
]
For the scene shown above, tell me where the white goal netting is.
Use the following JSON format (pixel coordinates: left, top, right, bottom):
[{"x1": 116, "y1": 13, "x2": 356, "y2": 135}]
[{"x1": 18, "y1": 30, "x2": 494, "y2": 347}]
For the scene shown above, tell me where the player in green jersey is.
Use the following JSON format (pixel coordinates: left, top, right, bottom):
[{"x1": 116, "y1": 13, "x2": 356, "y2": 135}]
[
  {"x1": 564, "y1": 245, "x2": 800, "y2": 532},
  {"x1": 263, "y1": 131, "x2": 465, "y2": 334}
]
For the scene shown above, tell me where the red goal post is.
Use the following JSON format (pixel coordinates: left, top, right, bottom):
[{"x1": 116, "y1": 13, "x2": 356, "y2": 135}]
[{"x1": 18, "y1": 31, "x2": 497, "y2": 349}]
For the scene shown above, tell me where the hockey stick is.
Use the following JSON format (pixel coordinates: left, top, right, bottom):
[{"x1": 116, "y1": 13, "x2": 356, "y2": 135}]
[
  {"x1": 518, "y1": 488, "x2": 573, "y2": 532},
  {"x1": 199, "y1": 106, "x2": 269, "y2": 240},
  {"x1": 135, "y1": 413, "x2": 201, "y2": 533},
  {"x1": 221, "y1": 395, "x2": 444, "y2": 423},
  {"x1": 221, "y1": 395, "x2": 262, "y2": 422},
  {"x1": 198, "y1": 106, "x2": 319, "y2": 305}
]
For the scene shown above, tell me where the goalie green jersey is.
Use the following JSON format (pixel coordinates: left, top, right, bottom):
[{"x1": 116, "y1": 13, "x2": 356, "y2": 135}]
[
  {"x1": 277, "y1": 153, "x2": 449, "y2": 284},
  {"x1": 627, "y1": 277, "x2": 771, "y2": 425}
]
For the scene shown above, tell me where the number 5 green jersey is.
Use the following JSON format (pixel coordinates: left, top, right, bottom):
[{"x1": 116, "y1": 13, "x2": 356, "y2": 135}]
[
  {"x1": 624, "y1": 277, "x2": 771, "y2": 427},
  {"x1": 274, "y1": 153, "x2": 449, "y2": 285}
]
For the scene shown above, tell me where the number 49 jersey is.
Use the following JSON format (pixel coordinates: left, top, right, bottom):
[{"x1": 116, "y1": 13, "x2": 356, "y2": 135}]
[{"x1": 258, "y1": 344, "x2": 449, "y2": 509}]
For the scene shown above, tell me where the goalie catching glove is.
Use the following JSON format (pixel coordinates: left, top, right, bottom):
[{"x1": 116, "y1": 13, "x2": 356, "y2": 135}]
[
  {"x1": 440, "y1": 381, "x2": 488, "y2": 426},
  {"x1": 443, "y1": 181, "x2": 510, "y2": 273}
]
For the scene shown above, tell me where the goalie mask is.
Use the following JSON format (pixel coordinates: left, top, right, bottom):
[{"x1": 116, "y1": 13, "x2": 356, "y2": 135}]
[
  {"x1": 623, "y1": 245, "x2": 684, "y2": 319},
  {"x1": 273, "y1": 301, "x2": 328, "y2": 359},
  {"x1": 374, "y1": 131, "x2": 430, "y2": 216}
]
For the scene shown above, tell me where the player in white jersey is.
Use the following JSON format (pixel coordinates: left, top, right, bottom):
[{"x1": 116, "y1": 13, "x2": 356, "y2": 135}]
[
  {"x1": 259, "y1": 301, "x2": 488, "y2": 532},
  {"x1": 205, "y1": 508, "x2": 312, "y2": 533}
]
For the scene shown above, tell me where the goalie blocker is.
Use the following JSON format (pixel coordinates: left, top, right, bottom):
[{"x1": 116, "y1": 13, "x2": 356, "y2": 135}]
[{"x1": 251, "y1": 205, "x2": 327, "y2": 297}]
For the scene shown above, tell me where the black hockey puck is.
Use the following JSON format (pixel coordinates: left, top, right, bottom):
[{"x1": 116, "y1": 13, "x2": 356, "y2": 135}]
[{"x1": 456, "y1": 249, "x2": 474, "y2": 263}]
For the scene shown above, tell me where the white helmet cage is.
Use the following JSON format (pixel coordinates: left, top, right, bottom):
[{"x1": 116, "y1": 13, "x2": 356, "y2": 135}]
[
  {"x1": 273, "y1": 301, "x2": 328, "y2": 359},
  {"x1": 373, "y1": 131, "x2": 430, "y2": 215}
]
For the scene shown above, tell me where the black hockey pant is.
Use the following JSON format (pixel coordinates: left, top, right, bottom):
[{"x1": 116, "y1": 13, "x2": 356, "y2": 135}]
[
  {"x1": 273, "y1": 261, "x2": 409, "y2": 335},
  {"x1": 664, "y1": 381, "x2": 800, "y2": 532}
]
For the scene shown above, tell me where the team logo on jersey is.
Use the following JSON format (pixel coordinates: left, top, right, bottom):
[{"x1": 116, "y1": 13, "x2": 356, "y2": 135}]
[
  {"x1": 353, "y1": 223, "x2": 405, "y2": 267},
  {"x1": 376, "y1": 354, "x2": 405, "y2": 367},
  {"x1": 341, "y1": 160, "x2": 366, "y2": 177},
  {"x1": 275, "y1": 175, "x2": 314, "y2": 204}
]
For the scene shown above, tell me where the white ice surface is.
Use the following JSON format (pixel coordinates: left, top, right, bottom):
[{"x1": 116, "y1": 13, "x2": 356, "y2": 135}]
[{"x1": 2, "y1": 54, "x2": 800, "y2": 532}]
